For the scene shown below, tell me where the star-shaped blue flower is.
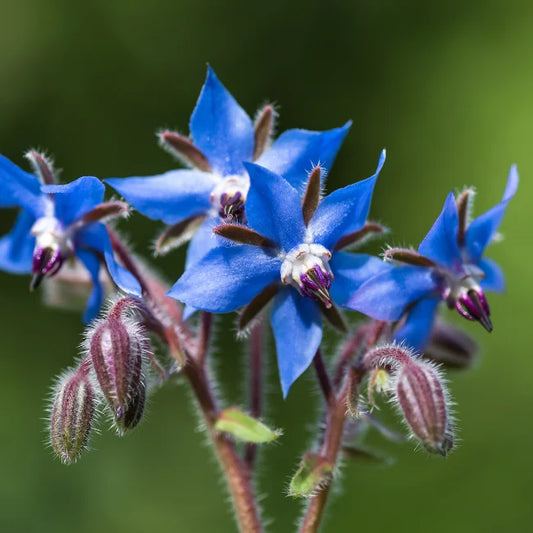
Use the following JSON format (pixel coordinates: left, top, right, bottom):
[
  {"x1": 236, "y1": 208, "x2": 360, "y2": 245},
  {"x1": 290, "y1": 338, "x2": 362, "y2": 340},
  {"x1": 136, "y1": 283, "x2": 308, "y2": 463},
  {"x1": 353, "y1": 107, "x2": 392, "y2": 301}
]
[
  {"x1": 347, "y1": 165, "x2": 518, "y2": 350},
  {"x1": 169, "y1": 151, "x2": 388, "y2": 396},
  {"x1": 0, "y1": 154, "x2": 141, "y2": 322},
  {"x1": 105, "y1": 66, "x2": 350, "y2": 270}
]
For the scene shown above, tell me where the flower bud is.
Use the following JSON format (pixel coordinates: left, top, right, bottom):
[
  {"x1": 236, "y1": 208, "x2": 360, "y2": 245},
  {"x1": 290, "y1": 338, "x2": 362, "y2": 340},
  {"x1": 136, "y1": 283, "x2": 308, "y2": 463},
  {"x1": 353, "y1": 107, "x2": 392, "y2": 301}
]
[
  {"x1": 49, "y1": 367, "x2": 95, "y2": 464},
  {"x1": 394, "y1": 360, "x2": 453, "y2": 456},
  {"x1": 424, "y1": 320, "x2": 478, "y2": 369},
  {"x1": 89, "y1": 314, "x2": 146, "y2": 434}
]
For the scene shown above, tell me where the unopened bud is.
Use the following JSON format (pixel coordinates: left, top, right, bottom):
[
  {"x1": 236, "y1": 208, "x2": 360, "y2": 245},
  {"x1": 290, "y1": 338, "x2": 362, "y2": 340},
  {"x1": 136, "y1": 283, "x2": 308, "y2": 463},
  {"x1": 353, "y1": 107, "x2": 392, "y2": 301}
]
[
  {"x1": 49, "y1": 366, "x2": 95, "y2": 464},
  {"x1": 394, "y1": 360, "x2": 453, "y2": 456},
  {"x1": 424, "y1": 320, "x2": 478, "y2": 369},
  {"x1": 361, "y1": 344, "x2": 454, "y2": 455},
  {"x1": 89, "y1": 314, "x2": 146, "y2": 434}
]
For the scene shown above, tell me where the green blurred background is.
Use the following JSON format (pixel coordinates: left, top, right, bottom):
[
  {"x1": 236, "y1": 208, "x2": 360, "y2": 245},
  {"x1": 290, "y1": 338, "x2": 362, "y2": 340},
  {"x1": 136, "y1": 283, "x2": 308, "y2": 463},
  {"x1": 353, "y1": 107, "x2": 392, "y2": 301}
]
[{"x1": 0, "y1": 1, "x2": 531, "y2": 532}]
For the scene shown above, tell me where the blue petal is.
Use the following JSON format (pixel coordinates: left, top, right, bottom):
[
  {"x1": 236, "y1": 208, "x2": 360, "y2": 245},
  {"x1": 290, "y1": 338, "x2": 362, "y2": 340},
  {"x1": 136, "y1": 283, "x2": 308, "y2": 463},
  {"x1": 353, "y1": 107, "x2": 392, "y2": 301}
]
[
  {"x1": 394, "y1": 296, "x2": 440, "y2": 351},
  {"x1": 168, "y1": 244, "x2": 281, "y2": 312},
  {"x1": 105, "y1": 170, "x2": 218, "y2": 225},
  {"x1": 0, "y1": 154, "x2": 44, "y2": 216},
  {"x1": 255, "y1": 122, "x2": 351, "y2": 188},
  {"x1": 465, "y1": 165, "x2": 519, "y2": 263},
  {"x1": 189, "y1": 66, "x2": 254, "y2": 175},
  {"x1": 185, "y1": 216, "x2": 219, "y2": 269},
  {"x1": 244, "y1": 163, "x2": 306, "y2": 251},
  {"x1": 76, "y1": 249, "x2": 104, "y2": 324},
  {"x1": 308, "y1": 150, "x2": 385, "y2": 249},
  {"x1": 76, "y1": 224, "x2": 142, "y2": 296},
  {"x1": 478, "y1": 258, "x2": 505, "y2": 292},
  {"x1": 0, "y1": 210, "x2": 35, "y2": 274},
  {"x1": 345, "y1": 265, "x2": 439, "y2": 321},
  {"x1": 270, "y1": 287, "x2": 323, "y2": 398},
  {"x1": 42, "y1": 176, "x2": 105, "y2": 226},
  {"x1": 329, "y1": 252, "x2": 393, "y2": 306},
  {"x1": 418, "y1": 192, "x2": 462, "y2": 269}
]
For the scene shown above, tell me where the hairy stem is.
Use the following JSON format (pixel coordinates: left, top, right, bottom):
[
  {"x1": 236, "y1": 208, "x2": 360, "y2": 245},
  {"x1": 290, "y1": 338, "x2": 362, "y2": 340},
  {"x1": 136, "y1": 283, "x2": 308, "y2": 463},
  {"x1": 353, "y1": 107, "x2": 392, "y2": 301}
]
[
  {"x1": 244, "y1": 323, "x2": 264, "y2": 469},
  {"x1": 108, "y1": 230, "x2": 263, "y2": 533},
  {"x1": 300, "y1": 363, "x2": 363, "y2": 533}
]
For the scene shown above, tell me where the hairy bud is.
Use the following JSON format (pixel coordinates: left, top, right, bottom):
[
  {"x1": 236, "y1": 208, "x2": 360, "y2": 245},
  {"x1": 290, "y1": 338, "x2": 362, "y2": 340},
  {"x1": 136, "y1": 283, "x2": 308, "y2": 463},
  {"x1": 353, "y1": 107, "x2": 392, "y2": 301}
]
[
  {"x1": 362, "y1": 344, "x2": 454, "y2": 456},
  {"x1": 49, "y1": 365, "x2": 95, "y2": 464},
  {"x1": 394, "y1": 360, "x2": 452, "y2": 456},
  {"x1": 88, "y1": 312, "x2": 146, "y2": 434}
]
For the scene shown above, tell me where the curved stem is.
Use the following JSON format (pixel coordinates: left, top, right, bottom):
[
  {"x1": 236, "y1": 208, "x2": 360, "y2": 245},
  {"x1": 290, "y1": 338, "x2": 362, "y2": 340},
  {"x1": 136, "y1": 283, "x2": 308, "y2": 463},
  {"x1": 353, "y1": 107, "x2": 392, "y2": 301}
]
[
  {"x1": 107, "y1": 229, "x2": 263, "y2": 533},
  {"x1": 300, "y1": 364, "x2": 363, "y2": 533}
]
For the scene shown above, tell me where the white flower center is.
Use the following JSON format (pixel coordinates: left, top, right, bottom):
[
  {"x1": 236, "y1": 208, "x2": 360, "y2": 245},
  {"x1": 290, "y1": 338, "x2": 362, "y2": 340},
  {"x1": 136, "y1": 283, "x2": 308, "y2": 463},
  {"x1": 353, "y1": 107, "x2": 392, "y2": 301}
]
[{"x1": 280, "y1": 243, "x2": 334, "y2": 307}]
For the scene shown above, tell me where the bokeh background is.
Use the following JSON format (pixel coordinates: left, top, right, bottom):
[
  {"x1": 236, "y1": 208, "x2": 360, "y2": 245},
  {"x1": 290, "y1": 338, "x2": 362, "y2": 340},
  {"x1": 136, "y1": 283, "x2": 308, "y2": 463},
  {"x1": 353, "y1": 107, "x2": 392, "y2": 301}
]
[{"x1": 1, "y1": 1, "x2": 531, "y2": 532}]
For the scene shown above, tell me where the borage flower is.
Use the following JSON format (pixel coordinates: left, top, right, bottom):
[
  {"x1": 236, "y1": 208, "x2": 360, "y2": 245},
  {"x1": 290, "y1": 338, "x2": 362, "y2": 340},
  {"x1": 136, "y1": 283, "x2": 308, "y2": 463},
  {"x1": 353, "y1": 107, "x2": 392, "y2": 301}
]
[
  {"x1": 347, "y1": 165, "x2": 518, "y2": 350},
  {"x1": 105, "y1": 66, "x2": 350, "y2": 269},
  {"x1": 169, "y1": 151, "x2": 388, "y2": 396},
  {"x1": 0, "y1": 152, "x2": 141, "y2": 322}
]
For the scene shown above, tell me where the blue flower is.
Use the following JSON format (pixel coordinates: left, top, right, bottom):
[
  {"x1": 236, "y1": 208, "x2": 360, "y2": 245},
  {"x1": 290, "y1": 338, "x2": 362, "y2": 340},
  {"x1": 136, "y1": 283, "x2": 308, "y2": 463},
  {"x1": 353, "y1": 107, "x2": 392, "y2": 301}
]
[
  {"x1": 347, "y1": 165, "x2": 519, "y2": 351},
  {"x1": 0, "y1": 153, "x2": 141, "y2": 322},
  {"x1": 105, "y1": 66, "x2": 350, "y2": 270},
  {"x1": 168, "y1": 151, "x2": 388, "y2": 396}
]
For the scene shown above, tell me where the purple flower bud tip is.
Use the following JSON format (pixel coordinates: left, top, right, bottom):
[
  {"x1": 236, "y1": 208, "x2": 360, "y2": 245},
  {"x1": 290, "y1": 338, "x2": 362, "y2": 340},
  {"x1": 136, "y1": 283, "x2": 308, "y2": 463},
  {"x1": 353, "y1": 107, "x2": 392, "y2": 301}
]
[
  {"x1": 49, "y1": 368, "x2": 95, "y2": 464},
  {"x1": 455, "y1": 289, "x2": 493, "y2": 332}
]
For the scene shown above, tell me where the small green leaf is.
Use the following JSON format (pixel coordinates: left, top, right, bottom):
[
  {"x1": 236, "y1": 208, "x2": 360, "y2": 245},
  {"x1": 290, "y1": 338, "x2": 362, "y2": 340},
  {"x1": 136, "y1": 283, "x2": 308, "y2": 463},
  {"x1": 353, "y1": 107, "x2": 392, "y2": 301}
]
[
  {"x1": 214, "y1": 407, "x2": 282, "y2": 443},
  {"x1": 288, "y1": 453, "x2": 334, "y2": 498}
]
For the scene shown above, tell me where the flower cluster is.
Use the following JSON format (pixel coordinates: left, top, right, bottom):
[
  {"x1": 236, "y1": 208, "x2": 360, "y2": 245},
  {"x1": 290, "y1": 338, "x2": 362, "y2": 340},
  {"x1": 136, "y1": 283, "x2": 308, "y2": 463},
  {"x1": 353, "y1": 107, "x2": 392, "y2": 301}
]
[{"x1": 0, "y1": 66, "x2": 519, "y2": 532}]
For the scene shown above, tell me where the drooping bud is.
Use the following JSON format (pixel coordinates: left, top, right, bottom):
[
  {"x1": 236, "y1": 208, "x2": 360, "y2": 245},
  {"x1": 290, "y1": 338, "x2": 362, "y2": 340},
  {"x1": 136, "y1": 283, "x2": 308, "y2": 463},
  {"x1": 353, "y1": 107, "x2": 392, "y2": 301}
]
[
  {"x1": 210, "y1": 175, "x2": 249, "y2": 223},
  {"x1": 49, "y1": 365, "x2": 95, "y2": 464},
  {"x1": 361, "y1": 344, "x2": 454, "y2": 455},
  {"x1": 88, "y1": 313, "x2": 146, "y2": 434},
  {"x1": 281, "y1": 243, "x2": 334, "y2": 308},
  {"x1": 394, "y1": 360, "x2": 453, "y2": 456},
  {"x1": 424, "y1": 320, "x2": 478, "y2": 369}
]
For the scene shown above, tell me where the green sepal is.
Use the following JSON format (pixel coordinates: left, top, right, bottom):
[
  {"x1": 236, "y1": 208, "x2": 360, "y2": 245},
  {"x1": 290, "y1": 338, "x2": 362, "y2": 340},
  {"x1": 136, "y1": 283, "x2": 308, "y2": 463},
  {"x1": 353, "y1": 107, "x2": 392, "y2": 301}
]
[
  {"x1": 288, "y1": 453, "x2": 334, "y2": 498},
  {"x1": 214, "y1": 407, "x2": 282, "y2": 443}
]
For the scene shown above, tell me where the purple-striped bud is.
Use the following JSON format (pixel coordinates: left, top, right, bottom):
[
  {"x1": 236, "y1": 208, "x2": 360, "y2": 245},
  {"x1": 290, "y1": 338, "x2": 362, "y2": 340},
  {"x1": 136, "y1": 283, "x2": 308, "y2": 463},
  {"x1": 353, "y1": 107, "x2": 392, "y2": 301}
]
[
  {"x1": 394, "y1": 360, "x2": 453, "y2": 456},
  {"x1": 362, "y1": 344, "x2": 454, "y2": 456},
  {"x1": 49, "y1": 365, "x2": 95, "y2": 464},
  {"x1": 89, "y1": 315, "x2": 146, "y2": 434}
]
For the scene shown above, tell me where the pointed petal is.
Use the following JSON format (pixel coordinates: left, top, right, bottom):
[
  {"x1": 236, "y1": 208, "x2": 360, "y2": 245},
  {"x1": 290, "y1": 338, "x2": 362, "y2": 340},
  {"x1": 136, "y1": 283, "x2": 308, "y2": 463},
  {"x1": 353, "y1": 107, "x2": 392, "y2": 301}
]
[
  {"x1": 270, "y1": 288, "x2": 323, "y2": 397},
  {"x1": 465, "y1": 165, "x2": 519, "y2": 262},
  {"x1": 244, "y1": 163, "x2": 306, "y2": 250},
  {"x1": 76, "y1": 249, "x2": 104, "y2": 323},
  {"x1": 478, "y1": 258, "x2": 505, "y2": 292},
  {"x1": 329, "y1": 252, "x2": 392, "y2": 306},
  {"x1": 394, "y1": 296, "x2": 440, "y2": 351},
  {"x1": 42, "y1": 176, "x2": 105, "y2": 226},
  {"x1": 308, "y1": 150, "x2": 385, "y2": 249},
  {"x1": 105, "y1": 169, "x2": 219, "y2": 225},
  {"x1": 345, "y1": 265, "x2": 439, "y2": 321},
  {"x1": 0, "y1": 210, "x2": 35, "y2": 274},
  {"x1": 168, "y1": 245, "x2": 281, "y2": 313},
  {"x1": 418, "y1": 192, "x2": 462, "y2": 269},
  {"x1": 256, "y1": 122, "x2": 351, "y2": 188},
  {"x1": 76, "y1": 224, "x2": 142, "y2": 296},
  {"x1": 0, "y1": 154, "x2": 44, "y2": 216},
  {"x1": 189, "y1": 66, "x2": 254, "y2": 175}
]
